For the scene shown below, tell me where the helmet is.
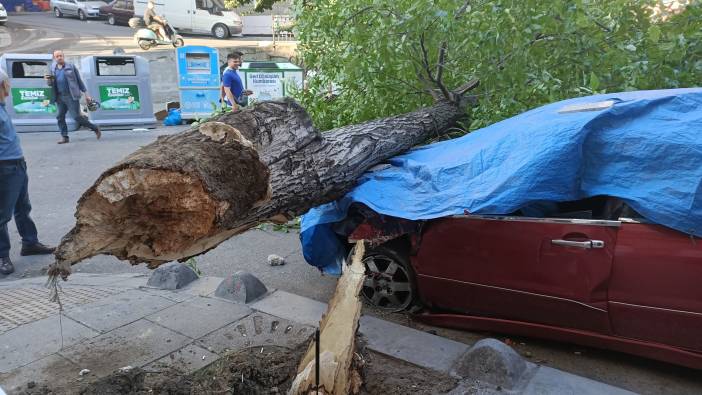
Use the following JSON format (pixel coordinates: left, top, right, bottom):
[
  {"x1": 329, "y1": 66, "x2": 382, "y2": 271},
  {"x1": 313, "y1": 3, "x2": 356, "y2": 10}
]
[{"x1": 86, "y1": 99, "x2": 100, "y2": 112}]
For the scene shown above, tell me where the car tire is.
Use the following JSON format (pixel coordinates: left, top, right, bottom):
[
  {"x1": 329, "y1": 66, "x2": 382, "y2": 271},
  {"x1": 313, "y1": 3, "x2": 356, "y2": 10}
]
[
  {"x1": 173, "y1": 38, "x2": 184, "y2": 47},
  {"x1": 212, "y1": 23, "x2": 229, "y2": 39},
  {"x1": 108, "y1": 15, "x2": 116, "y2": 25},
  {"x1": 78, "y1": 10, "x2": 86, "y2": 21},
  {"x1": 353, "y1": 242, "x2": 418, "y2": 312},
  {"x1": 54, "y1": 7, "x2": 63, "y2": 17}
]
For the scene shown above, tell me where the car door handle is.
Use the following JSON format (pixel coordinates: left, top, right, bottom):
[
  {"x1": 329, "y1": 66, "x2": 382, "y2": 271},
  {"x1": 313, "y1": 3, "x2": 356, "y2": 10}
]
[{"x1": 551, "y1": 239, "x2": 605, "y2": 249}]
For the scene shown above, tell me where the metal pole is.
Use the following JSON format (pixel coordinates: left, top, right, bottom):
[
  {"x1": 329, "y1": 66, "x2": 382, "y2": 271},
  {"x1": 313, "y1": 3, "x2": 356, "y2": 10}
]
[{"x1": 315, "y1": 328, "x2": 320, "y2": 394}]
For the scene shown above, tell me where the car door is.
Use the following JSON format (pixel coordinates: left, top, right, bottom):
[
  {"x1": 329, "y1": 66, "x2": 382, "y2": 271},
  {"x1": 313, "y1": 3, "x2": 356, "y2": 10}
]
[
  {"x1": 119, "y1": 0, "x2": 134, "y2": 23},
  {"x1": 64, "y1": 0, "x2": 78, "y2": 15},
  {"x1": 608, "y1": 221, "x2": 702, "y2": 351},
  {"x1": 414, "y1": 215, "x2": 617, "y2": 333},
  {"x1": 193, "y1": 0, "x2": 217, "y2": 34},
  {"x1": 163, "y1": 0, "x2": 192, "y2": 32}
]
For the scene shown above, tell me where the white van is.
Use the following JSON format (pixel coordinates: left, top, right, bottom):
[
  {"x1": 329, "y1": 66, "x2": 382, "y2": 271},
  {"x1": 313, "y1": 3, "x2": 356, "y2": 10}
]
[{"x1": 134, "y1": 0, "x2": 243, "y2": 39}]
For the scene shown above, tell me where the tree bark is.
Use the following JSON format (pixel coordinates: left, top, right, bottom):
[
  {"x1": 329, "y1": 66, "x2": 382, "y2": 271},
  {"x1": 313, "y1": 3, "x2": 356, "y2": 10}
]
[
  {"x1": 51, "y1": 97, "x2": 467, "y2": 278},
  {"x1": 288, "y1": 241, "x2": 366, "y2": 395}
]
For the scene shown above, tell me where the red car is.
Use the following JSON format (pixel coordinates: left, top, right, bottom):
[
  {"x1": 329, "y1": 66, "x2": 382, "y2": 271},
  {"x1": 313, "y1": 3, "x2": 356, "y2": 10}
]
[{"x1": 347, "y1": 196, "x2": 702, "y2": 369}]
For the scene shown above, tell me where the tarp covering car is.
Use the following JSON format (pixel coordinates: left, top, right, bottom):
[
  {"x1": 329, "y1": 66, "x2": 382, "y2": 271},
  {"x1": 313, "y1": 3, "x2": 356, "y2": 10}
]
[{"x1": 301, "y1": 88, "x2": 702, "y2": 274}]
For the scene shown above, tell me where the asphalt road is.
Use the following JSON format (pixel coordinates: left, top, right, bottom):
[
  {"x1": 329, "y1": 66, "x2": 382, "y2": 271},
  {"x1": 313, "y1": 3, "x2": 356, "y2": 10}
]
[{"x1": 0, "y1": 12, "x2": 283, "y2": 55}]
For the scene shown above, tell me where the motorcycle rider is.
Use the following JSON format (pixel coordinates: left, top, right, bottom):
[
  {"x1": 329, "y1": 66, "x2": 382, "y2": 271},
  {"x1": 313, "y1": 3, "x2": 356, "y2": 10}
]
[{"x1": 144, "y1": 1, "x2": 167, "y2": 40}]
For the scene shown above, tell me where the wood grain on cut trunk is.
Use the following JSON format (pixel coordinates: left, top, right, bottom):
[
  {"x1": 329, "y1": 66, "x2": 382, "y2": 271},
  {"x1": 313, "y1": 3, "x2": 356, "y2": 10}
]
[{"x1": 52, "y1": 98, "x2": 467, "y2": 278}]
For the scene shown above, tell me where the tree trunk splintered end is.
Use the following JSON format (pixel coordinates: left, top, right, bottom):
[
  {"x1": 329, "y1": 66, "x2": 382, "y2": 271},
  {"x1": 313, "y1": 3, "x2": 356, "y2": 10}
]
[{"x1": 50, "y1": 97, "x2": 468, "y2": 279}]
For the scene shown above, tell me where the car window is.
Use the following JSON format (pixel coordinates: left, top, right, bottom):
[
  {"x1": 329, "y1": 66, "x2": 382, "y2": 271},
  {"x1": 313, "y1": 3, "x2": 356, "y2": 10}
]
[{"x1": 114, "y1": 0, "x2": 125, "y2": 8}]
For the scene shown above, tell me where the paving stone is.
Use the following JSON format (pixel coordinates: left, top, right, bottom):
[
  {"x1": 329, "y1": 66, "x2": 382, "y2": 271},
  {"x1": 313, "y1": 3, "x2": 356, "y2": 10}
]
[
  {"x1": 0, "y1": 315, "x2": 99, "y2": 373},
  {"x1": 147, "y1": 262, "x2": 198, "y2": 290},
  {"x1": 145, "y1": 296, "x2": 252, "y2": 339},
  {"x1": 58, "y1": 319, "x2": 191, "y2": 377},
  {"x1": 0, "y1": 354, "x2": 79, "y2": 393},
  {"x1": 197, "y1": 312, "x2": 314, "y2": 354},
  {"x1": 60, "y1": 273, "x2": 144, "y2": 287},
  {"x1": 249, "y1": 290, "x2": 326, "y2": 327},
  {"x1": 109, "y1": 275, "x2": 150, "y2": 288},
  {"x1": 143, "y1": 344, "x2": 219, "y2": 374},
  {"x1": 180, "y1": 276, "x2": 224, "y2": 297},
  {"x1": 522, "y1": 366, "x2": 636, "y2": 395},
  {"x1": 214, "y1": 272, "x2": 268, "y2": 303},
  {"x1": 452, "y1": 338, "x2": 530, "y2": 388},
  {"x1": 359, "y1": 315, "x2": 470, "y2": 374},
  {"x1": 140, "y1": 288, "x2": 197, "y2": 303},
  {"x1": 63, "y1": 289, "x2": 175, "y2": 332},
  {"x1": 0, "y1": 286, "x2": 126, "y2": 332}
]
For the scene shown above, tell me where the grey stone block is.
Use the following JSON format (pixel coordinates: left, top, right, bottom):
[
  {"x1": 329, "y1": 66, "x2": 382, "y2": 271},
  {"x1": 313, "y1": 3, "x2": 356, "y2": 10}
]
[
  {"x1": 58, "y1": 319, "x2": 191, "y2": 377},
  {"x1": 249, "y1": 290, "x2": 327, "y2": 327},
  {"x1": 197, "y1": 312, "x2": 313, "y2": 354},
  {"x1": 359, "y1": 315, "x2": 470, "y2": 374},
  {"x1": 146, "y1": 262, "x2": 198, "y2": 290},
  {"x1": 214, "y1": 272, "x2": 268, "y2": 303},
  {"x1": 145, "y1": 296, "x2": 251, "y2": 339},
  {"x1": 63, "y1": 289, "x2": 175, "y2": 332},
  {"x1": 452, "y1": 338, "x2": 528, "y2": 389},
  {"x1": 0, "y1": 315, "x2": 99, "y2": 373}
]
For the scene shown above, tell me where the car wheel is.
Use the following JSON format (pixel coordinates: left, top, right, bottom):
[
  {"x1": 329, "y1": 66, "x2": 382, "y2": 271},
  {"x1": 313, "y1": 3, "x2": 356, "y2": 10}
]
[
  {"x1": 212, "y1": 23, "x2": 229, "y2": 39},
  {"x1": 138, "y1": 39, "x2": 152, "y2": 50},
  {"x1": 78, "y1": 10, "x2": 86, "y2": 21},
  {"x1": 108, "y1": 15, "x2": 116, "y2": 25},
  {"x1": 54, "y1": 7, "x2": 63, "y2": 17},
  {"x1": 356, "y1": 244, "x2": 417, "y2": 312},
  {"x1": 173, "y1": 38, "x2": 184, "y2": 48}
]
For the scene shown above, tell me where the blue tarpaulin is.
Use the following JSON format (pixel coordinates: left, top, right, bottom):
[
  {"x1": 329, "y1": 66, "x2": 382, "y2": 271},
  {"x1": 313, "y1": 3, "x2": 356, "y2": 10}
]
[{"x1": 301, "y1": 88, "x2": 702, "y2": 275}]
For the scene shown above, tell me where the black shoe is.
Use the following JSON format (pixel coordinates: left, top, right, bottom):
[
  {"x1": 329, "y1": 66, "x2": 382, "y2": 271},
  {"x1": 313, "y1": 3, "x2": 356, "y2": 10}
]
[
  {"x1": 0, "y1": 257, "x2": 14, "y2": 275},
  {"x1": 20, "y1": 242, "x2": 56, "y2": 256},
  {"x1": 58, "y1": 136, "x2": 69, "y2": 144}
]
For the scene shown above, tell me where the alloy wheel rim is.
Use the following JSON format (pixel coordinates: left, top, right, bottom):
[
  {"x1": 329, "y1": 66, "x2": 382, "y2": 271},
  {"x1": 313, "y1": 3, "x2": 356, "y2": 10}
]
[{"x1": 361, "y1": 254, "x2": 413, "y2": 311}]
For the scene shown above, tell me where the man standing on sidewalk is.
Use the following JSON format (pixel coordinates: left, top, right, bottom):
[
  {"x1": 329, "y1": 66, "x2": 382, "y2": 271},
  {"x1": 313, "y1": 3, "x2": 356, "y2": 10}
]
[
  {"x1": 0, "y1": 70, "x2": 55, "y2": 275},
  {"x1": 48, "y1": 50, "x2": 101, "y2": 144},
  {"x1": 221, "y1": 52, "x2": 252, "y2": 111}
]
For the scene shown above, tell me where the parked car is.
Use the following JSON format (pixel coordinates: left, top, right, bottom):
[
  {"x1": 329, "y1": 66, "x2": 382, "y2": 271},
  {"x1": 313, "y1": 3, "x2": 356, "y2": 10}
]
[
  {"x1": 301, "y1": 88, "x2": 702, "y2": 370},
  {"x1": 133, "y1": 0, "x2": 243, "y2": 39},
  {"x1": 99, "y1": 0, "x2": 134, "y2": 25},
  {"x1": 51, "y1": 0, "x2": 109, "y2": 20},
  {"x1": 0, "y1": 3, "x2": 7, "y2": 25}
]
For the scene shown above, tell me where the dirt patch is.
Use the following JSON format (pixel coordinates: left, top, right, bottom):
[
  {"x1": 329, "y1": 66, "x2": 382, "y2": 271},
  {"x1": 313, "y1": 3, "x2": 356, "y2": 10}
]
[{"x1": 18, "y1": 340, "x2": 457, "y2": 394}]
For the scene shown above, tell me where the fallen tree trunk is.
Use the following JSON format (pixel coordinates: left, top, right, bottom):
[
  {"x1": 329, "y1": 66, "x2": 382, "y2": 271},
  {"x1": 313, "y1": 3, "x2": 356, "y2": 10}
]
[
  {"x1": 288, "y1": 240, "x2": 366, "y2": 395},
  {"x1": 51, "y1": 97, "x2": 468, "y2": 278}
]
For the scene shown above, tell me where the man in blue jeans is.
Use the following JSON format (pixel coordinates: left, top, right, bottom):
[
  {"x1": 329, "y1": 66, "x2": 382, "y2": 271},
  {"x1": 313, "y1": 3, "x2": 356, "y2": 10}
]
[
  {"x1": 49, "y1": 50, "x2": 101, "y2": 144},
  {"x1": 0, "y1": 70, "x2": 55, "y2": 275}
]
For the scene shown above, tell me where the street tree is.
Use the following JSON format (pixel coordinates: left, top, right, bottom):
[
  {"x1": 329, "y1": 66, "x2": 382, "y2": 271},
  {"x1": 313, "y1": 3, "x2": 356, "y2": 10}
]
[{"x1": 292, "y1": 0, "x2": 702, "y2": 131}]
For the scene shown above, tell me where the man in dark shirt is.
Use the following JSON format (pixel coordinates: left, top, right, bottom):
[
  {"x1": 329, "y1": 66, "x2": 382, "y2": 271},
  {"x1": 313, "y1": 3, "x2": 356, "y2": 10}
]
[
  {"x1": 221, "y1": 52, "x2": 252, "y2": 110},
  {"x1": 0, "y1": 70, "x2": 55, "y2": 275},
  {"x1": 49, "y1": 50, "x2": 101, "y2": 144}
]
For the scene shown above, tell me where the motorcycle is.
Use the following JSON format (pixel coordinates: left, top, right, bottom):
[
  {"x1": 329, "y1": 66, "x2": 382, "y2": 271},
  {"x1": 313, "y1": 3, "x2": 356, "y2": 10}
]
[{"x1": 128, "y1": 17, "x2": 184, "y2": 50}]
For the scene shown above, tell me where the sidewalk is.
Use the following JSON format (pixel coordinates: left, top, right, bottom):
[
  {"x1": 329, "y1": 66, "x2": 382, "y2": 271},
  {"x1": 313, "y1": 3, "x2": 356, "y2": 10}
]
[{"x1": 0, "y1": 272, "x2": 637, "y2": 394}]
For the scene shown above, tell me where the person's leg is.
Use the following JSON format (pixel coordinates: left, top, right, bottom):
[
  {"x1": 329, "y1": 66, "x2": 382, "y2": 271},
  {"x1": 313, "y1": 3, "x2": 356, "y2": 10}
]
[
  {"x1": 0, "y1": 162, "x2": 24, "y2": 259},
  {"x1": 67, "y1": 97, "x2": 101, "y2": 139},
  {"x1": 56, "y1": 96, "x2": 69, "y2": 142},
  {"x1": 13, "y1": 160, "x2": 38, "y2": 247}
]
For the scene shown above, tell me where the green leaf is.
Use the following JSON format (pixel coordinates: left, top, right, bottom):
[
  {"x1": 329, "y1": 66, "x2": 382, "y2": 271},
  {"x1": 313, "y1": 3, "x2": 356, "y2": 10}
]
[{"x1": 589, "y1": 72, "x2": 600, "y2": 90}]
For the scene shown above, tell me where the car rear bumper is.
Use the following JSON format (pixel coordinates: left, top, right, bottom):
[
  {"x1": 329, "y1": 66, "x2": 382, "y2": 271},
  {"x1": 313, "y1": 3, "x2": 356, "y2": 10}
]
[{"x1": 227, "y1": 23, "x2": 243, "y2": 35}]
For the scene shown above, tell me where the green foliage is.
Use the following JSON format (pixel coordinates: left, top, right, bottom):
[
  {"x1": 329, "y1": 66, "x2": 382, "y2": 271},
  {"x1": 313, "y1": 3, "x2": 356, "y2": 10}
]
[
  {"x1": 224, "y1": 0, "x2": 281, "y2": 12},
  {"x1": 292, "y1": 0, "x2": 702, "y2": 131},
  {"x1": 185, "y1": 257, "x2": 202, "y2": 276},
  {"x1": 255, "y1": 217, "x2": 301, "y2": 233},
  {"x1": 191, "y1": 102, "x2": 232, "y2": 127}
]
